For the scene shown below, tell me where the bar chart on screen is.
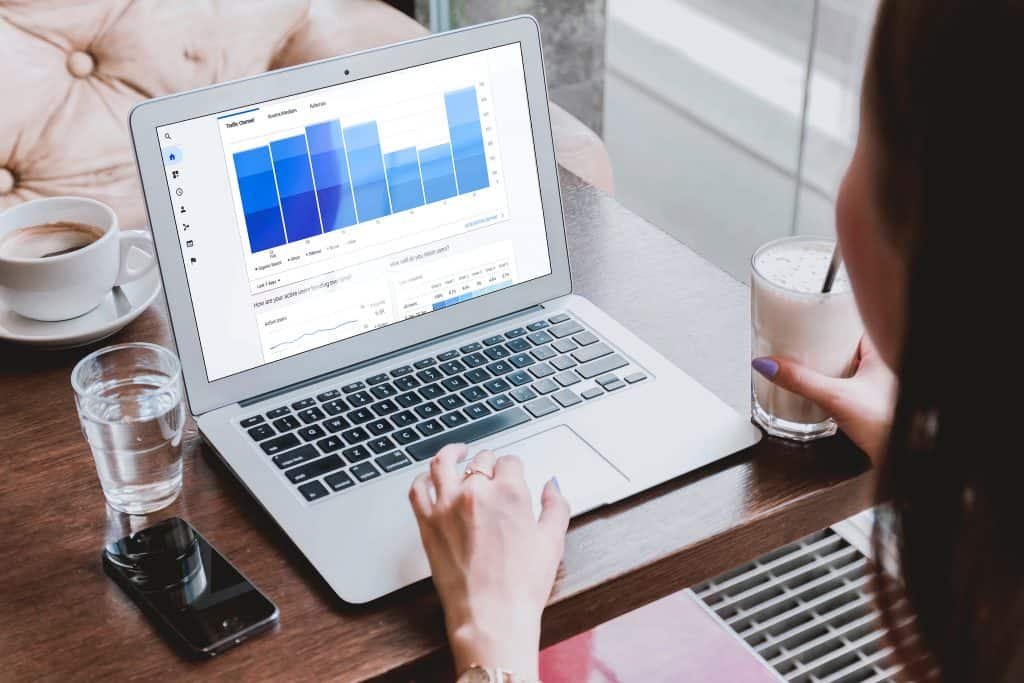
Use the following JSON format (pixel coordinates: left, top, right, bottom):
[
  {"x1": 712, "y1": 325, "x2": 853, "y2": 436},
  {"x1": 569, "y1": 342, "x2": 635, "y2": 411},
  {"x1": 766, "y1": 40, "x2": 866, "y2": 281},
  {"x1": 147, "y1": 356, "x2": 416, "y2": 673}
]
[{"x1": 231, "y1": 84, "x2": 504, "y2": 258}]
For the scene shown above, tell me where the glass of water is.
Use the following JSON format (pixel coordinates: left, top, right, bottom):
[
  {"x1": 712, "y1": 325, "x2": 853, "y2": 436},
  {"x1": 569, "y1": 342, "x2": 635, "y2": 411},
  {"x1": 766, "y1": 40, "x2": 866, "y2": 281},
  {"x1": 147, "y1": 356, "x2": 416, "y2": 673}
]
[{"x1": 72, "y1": 343, "x2": 185, "y2": 515}]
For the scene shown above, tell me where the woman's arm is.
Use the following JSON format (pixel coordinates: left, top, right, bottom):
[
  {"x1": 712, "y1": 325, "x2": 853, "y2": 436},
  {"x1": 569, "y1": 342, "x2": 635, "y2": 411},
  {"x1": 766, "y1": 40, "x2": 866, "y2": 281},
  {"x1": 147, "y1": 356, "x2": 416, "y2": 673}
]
[{"x1": 409, "y1": 444, "x2": 570, "y2": 678}]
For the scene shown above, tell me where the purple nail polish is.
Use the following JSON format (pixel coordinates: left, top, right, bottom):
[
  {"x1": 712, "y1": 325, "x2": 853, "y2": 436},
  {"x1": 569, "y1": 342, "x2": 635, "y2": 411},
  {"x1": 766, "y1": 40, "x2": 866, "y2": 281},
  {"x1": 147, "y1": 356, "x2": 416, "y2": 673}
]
[
  {"x1": 551, "y1": 476, "x2": 561, "y2": 493},
  {"x1": 752, "y1": 357, "x2": 779, "y2": 379}
]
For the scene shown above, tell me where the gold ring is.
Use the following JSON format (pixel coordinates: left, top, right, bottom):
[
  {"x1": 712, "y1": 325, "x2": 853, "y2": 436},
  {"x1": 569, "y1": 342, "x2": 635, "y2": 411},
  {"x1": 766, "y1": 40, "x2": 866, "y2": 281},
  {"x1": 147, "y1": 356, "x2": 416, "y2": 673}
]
[{"x1": 463, "y1": 464, "x2": 494, "y2": 481}]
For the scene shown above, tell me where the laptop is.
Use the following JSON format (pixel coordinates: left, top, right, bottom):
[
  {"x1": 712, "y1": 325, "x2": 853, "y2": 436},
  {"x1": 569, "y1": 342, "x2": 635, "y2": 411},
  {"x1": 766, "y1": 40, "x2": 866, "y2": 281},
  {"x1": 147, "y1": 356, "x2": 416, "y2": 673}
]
[{"x1": 129, "y1": 16, "x2": 761, "y2": 603}]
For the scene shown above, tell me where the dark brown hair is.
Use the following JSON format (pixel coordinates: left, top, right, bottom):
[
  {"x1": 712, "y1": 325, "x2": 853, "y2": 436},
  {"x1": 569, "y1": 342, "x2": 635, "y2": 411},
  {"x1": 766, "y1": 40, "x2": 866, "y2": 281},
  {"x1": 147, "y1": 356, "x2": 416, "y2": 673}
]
[{"x1": 865, "y1": 1, "x2": 1024, "y2": 680}]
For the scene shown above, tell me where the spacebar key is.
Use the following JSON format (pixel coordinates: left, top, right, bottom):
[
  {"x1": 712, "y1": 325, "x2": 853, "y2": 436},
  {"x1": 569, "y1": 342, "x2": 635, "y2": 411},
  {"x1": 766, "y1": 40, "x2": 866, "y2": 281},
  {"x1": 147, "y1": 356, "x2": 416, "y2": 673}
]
[{"x1": 406, "y1": 407, "x2": 531, "y2": 461}]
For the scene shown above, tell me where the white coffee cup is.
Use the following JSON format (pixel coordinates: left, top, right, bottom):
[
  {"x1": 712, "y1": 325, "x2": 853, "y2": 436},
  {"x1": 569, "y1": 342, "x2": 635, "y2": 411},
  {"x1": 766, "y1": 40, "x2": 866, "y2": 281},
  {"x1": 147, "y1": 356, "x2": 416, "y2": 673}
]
[{"x1": 0, "y1": 196, "x2": 156, "y2": 321}]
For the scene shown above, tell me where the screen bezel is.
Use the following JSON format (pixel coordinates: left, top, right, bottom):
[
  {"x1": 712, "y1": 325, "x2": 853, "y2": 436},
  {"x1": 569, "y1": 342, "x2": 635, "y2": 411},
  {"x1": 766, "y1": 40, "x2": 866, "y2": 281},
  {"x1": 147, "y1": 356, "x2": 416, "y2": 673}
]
[{"x1": 129, "y1": 17, "x2": 571, "y2": 415}]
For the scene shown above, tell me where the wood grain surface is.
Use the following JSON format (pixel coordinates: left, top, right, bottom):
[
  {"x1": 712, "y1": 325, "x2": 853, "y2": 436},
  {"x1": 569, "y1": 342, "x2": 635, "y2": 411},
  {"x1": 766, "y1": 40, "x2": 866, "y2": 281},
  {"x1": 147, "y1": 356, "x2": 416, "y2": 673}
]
[{"x1": 0, "y1": 169, "x2": 874, "y2": 681}]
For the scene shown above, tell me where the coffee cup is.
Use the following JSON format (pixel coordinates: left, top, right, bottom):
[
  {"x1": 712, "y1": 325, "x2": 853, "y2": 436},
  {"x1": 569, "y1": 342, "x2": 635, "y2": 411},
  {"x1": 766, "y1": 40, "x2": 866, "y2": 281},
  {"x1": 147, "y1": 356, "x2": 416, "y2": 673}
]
[{"x1": 0, "y1": 197, "x2": 156, "y2": 321}]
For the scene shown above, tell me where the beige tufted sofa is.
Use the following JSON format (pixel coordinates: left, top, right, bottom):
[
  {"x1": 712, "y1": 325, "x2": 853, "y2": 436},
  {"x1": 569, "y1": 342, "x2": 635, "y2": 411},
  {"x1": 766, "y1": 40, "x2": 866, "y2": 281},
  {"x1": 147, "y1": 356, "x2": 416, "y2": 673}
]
[{"x1": 0, "y1": 0, "x2": 612, "y2": 229}]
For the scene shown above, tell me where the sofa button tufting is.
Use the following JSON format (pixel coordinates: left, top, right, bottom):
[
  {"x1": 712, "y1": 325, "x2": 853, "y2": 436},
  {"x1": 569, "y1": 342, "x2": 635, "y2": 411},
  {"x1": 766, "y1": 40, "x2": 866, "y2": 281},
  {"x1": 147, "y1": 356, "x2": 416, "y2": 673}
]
[
  {"x1": 67, "y1": 50, "x2": 95, "y2": 78},
  {"x1": 0, "y1": 168, "x2": 14, "y2": 195}
]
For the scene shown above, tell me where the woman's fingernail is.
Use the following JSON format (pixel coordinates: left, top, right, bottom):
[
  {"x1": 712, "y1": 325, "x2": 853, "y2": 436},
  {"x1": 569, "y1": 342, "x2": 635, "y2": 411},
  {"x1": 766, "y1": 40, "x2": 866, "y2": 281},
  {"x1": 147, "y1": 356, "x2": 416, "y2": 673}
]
[
  {"x1": 752, "y1": 357, "x2": 779, "y2": 379},
  {"x1": 551, "y1": 477, "x2": 561, "y2": 493}
]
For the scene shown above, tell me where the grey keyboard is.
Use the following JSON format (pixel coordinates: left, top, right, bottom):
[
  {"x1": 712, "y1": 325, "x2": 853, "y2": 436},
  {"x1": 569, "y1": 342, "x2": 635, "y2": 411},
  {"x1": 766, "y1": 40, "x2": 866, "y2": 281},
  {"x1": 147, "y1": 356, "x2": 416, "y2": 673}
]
[{"x1": 238, "y1": 313, "x2": 648, "y2": 503}]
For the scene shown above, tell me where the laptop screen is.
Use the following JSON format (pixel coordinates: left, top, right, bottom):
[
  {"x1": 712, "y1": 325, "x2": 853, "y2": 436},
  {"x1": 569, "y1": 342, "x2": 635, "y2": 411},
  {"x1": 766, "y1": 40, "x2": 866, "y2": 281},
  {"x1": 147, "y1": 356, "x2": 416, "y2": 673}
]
[{"x1": 156, "y1": 43, "x2": 550, "y2": 382}]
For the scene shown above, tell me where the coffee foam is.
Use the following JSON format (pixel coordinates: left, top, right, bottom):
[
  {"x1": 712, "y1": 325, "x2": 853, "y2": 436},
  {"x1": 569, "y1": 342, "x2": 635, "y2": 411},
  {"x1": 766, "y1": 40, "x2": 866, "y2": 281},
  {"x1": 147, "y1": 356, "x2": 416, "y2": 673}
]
[
  {"x1": 754, "y1": 240, "x2": 850, "y2": 294},
  {"x1": 0, "y1": 222, "x2": 104, "y2": 259}
]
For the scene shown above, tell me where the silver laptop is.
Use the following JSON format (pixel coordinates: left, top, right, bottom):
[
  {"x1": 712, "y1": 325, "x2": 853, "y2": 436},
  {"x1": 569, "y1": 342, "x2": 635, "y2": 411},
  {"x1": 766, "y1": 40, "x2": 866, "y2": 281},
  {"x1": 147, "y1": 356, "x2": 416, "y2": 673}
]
[{"x1": 130, "y1": 17, "x2": 761, "y2": 603}]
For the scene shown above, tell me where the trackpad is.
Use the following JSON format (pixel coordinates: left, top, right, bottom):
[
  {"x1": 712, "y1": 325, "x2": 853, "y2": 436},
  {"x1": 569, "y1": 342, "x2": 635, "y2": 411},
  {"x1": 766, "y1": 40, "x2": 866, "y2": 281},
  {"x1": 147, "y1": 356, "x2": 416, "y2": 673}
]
[{"x1": 490, "y1": 425, "x2": 628, "y2": 518}]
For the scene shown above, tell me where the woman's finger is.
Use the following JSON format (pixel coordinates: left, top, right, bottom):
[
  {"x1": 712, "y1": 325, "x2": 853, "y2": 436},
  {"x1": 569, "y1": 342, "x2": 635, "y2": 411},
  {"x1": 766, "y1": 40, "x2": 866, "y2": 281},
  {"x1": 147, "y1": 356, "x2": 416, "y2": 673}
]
[
  {"x1": 538, "y1": 477, "x2": 570, "y2": 543},
  {"x1": 752, "y1": 356, "x2": 844, "y2": 415},
  {"x1": 466, "y1": 449, "x2": 497, "y2": 478},
  {"x1": 409, "y1": 472, "x2": 434, "y2": 518},
  {"x1": 431, "y1": 443, "x2": 466, "y2": 502},
  {"x1": 493, "y1": 453, "x2": 524, "y2": 482}
]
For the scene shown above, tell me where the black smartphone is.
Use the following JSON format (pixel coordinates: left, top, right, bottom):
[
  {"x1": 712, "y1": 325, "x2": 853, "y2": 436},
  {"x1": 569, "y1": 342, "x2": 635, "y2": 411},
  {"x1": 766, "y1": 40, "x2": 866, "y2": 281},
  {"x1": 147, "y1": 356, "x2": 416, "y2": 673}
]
[{"x1": 103, "y1": 517, "x2": 279, "y2": 658}]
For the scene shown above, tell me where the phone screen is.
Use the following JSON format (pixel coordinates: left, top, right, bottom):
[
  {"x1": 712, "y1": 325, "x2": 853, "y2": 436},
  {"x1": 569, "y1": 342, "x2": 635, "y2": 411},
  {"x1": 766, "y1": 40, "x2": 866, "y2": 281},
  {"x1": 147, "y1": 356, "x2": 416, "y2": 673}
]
[{"x1": 103, "y1": 517, "x2": 278, "y2": 657}]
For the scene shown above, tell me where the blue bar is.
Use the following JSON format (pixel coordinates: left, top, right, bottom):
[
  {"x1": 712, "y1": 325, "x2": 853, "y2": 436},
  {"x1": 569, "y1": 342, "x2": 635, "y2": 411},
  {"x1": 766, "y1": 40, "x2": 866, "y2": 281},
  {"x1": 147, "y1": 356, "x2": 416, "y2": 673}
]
[
  {"x1": 343, "y1": 122, "x2": 391, "y2": 221},
  {"x1": 233, "y1": 147, "x2": 286, "y2": 253},
  {"x1": 306, "y1": 121, "x2": 358, "y2": 231},
  {"x1": 384, "y1": 147, "x2": 425, "y2": 213},
  {"x1": 444, "y1": 87, "x2": 490, "y2": 194},
  {"x1": 269, "y1": 135, "x2": 322, "y2": 241},
  {"x1": 418, "y1": 143, "x2": 458, "y2": 203}
]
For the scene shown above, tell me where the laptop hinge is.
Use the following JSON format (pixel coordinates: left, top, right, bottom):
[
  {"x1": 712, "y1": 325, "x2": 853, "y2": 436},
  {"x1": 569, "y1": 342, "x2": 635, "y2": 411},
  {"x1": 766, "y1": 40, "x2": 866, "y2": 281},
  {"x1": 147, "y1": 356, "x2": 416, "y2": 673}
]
[{"x1": 238, "y1": 304, "x2": 546, "y2": 407}]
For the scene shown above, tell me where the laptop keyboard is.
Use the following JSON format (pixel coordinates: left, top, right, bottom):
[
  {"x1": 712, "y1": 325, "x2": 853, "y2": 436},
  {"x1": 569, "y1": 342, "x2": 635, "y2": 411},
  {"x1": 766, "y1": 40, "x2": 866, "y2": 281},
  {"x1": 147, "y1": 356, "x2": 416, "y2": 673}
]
[{"x1": 238, "y1": 313, "x2": 648, "y2": 503}]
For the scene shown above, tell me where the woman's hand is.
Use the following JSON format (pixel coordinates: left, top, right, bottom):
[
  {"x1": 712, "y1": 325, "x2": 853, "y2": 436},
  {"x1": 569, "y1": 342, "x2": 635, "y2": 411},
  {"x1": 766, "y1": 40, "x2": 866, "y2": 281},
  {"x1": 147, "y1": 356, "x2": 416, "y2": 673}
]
[
  {"x1": 752, "y1": 334, "x2": 898, "y2": 461},
  {"x1": 409, "y1": 444, "x2": 570, "y2": 678}
]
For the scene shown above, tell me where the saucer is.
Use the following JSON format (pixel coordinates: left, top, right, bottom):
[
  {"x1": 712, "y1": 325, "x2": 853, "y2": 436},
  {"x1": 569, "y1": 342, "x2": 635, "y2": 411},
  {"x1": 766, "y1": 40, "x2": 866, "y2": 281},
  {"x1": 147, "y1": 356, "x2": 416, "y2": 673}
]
[{"x1": 0, "y1": 268, "x2": 161, "y2": 349}]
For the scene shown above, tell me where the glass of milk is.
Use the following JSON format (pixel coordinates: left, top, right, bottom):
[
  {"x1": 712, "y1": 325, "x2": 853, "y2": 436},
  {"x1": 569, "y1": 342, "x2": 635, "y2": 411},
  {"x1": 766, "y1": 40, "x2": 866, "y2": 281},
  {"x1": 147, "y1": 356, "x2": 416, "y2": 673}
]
[{"x1": 750, "y1": 236, "x2": 863, "y2": 441}]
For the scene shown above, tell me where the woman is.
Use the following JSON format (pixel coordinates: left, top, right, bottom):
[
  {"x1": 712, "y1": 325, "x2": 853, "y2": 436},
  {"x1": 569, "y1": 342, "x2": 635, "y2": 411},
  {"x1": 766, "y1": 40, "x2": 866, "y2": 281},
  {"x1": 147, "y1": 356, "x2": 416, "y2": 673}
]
[{"x1": 409, "y1": 1, "x2": 1023, "y2": 680}]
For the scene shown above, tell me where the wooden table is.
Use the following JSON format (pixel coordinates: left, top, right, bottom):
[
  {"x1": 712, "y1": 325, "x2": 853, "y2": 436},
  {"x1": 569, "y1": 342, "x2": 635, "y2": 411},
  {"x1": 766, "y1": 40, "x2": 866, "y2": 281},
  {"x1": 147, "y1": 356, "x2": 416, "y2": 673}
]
[{"x1": 0, "y1": 170, "x2": 874, "y2": 681}]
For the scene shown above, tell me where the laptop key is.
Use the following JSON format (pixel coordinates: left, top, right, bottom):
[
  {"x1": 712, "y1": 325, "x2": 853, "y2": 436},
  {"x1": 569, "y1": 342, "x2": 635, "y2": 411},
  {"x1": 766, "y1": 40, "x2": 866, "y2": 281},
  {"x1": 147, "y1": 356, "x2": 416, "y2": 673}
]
[
  {"x1": 286, "y1": 455, "x2": 344, "y2": 484},
  {"x1": 581, "y1": 386, "x2": 604, "y2": 400},
  {"x1": 272, "y1": 444, "x2": 320, "y2": 469},
  {"x1": 506, "y1": 338, "x2": 531, "y2": 353},
  {"x1": 532, "y1": 378, "x2": 559, "y2": 395},
  {"x1": 291, "y1": 397, "x2": 316, "y2": 410},
  {"x1": 554, "y1": 371, "x2": 581, "y2": 387},
  {"x1": 298, "y1": 425, "x2": 326, "y2": 442},
  {"x1": 576, "y1": 354, "x2": 629, "y2": 379},
  {"x1": 524, "y1": 397, "x2": 559, "y2": 418},
  {"x1": 486, "y1": 394, "x2": 514, "y2": 411},
  {"x1": 266, "y1": 406, "x2": 291, "y2": 419},
  {"x1": 396, "y1": 391, "x2": 422, "y2": 408},
  {"x1": 367, "y1": 373, "x2": 389, "y2": 385},
  {"x1": 531, "y1": 345, "x2": 557, "y2": 361},
  {"x1": 483, "y1": 345, "x2": 510, "y2": 360},
  {"x1": 442, "y1": 376, "x2": 469, "y2": 392},
  {"x1": 548, "y1": 313, "x2": 570, "y2": 324},
  {"x1": 350, "y1": 462, "x2": 380, "y2": 482},
  {"x1": 507, "y1": 370, "x2": 532, "y2": 386},
  {"x1": 440, "y1": 360, "x2": 466, "y2": 376},
  {"x1": 406, "y1": 407, "x2": 531, "y2": 461},
  {"x1": 529, "y1": 362, "x2": 555, "y2": 378},
  {"x1": 241, "y1": 415, "x2": 265, "y2": 428},
  {"x1": 368, "y1": 436, "x2": 396, "y2": 454},
  {"x1": 261, "y1": 432, "x2": 301, "y2": 455},
  {"x1": 510, "y1": 353, "x2": 535, "y2": 368},
  {"x1": 483, "y1": 335, "x2": 504, "y2": 346},
  {"x1": 440, "y1": 411, "x2": 468, "y2": 428},
  {"x1": 376, "y1": 451, "x2": 412, "y2": 472},
  {"x1": 393, "y1": 428, "x2": 420, "y2": 445},
  {"x1": 625, "y1": 372, "x2": 648, "y2": 384},
  {"x1": 526, "y1": 320, "x2": 549, "y2": 331},
  {"x1": 347, "y1": 407, "x2": 374, "y2": 423},
  {"x1": 247, "y1": 424, "x2": 275, "y2": 441},
  {"x1": 552, "y1": 339, "x2": 577, "y2": 353},
  {"x1": 504, "y1": 327, "x2": 526, "y2": 338},
  {"x1": 316, "y1": 389, "x2": 341, "y2": 402},
  {"x1": 510, "y1": 387, "x2": 537, "y2": 403},
  {"x1": 325, "y1": 471, "x2": 356, "y2": 491},
  {"x1": 465, "y1": 368, "x2": 490, "y2": 384},
  {"x1": 604, "y1": 379, "x2": 626, "y2": 391},
  {"x1": 461, "y1": 386, "x2": 488, "y2": 402},
  {"x1": 322, "y1": 398, "x2": 349, "y2": 415},
  {"x1": 573, "y1": 331, "x2": 599, "y2": 346},
  {"x1": 484, "y1": 378, "x2": 511, "y2": 394},
  {"x1": 419, "y1": 383, "x2": 444, "y2": 400},
  {"x1": 416, "y1": 367, "x2": 443, "y2": 383},
  {"x1": 551, "y1": 355, "x2": 577, "y2": 371},
  {"x1": 463, "y1": 352, "x2": 487, "y2": 368},
  {"x1": 273, "y1": 415, "x2": 301, "y2": 432},
  {"x1": 390, "y1": 365, "x2": 413, "y2": 377},
  {"x1": 437, "y1": 349, "x2": 459, "y2": 361},
  {"x1": 348, "y1": 391, "x2": 372, "y2": 407},
  {"x1": 392, "y1": 410, "x2": 417, "y2": 427},
  {"x1": 367, "y1": 418, "x2": 393, "y2": 436},
  {"x1": 394, "y1": 375, "x2": 420, "y2": 391},
  {"x1": 342, "y1": 381, "x2": 365, "y2": 393},
  {"x1": 527, "y1": 331, "x2": 553, "y2": 346},
  {"x1": 317, "y1": 436, "x2": 344, "y2": 453},
  {"x1": 416, "y1": 419, "x2": 444, "y2": 437},
  {"x1": 371, "y1": 399, "x2": 398, "y2": 416},
  {"x1": 552, "y1": 389, "x2": 583, "y2": 408},
  {"x1": 413, "y1": 357, "x2": 436, "y2": 369},
  {"x1": 460, "y1": 342, "x2": 482, "y2": 354},
  {"x1": 573, "y1": 343, "x2": 612, "y2": 364},
  {"x1": 323, "y1": 417, "x2": 350, "y2": 433},
  {"x1": 439, "y1": 394, "x2": 466, "y2": 411},
  {"x1": 465, "y1": 402, "x2": 492, "y2": 420},
  {"x1": 371, "y1": 383, "x2": 397, "y2": 399},
  {"x1": 342, "y1": 445, "x2": 371, "y2": 463},
  {"x1": 550, "y1": 320, "x2": 584, "y2": 338},
  {"x1": 341, "y1": 427, "x2": 369, "y2": 444},
  {"x1": 596, "y1": 374, "x2": 619, "y2": 387},
  {"x1": 486, "y1": 360, "x2": 513, "y2": 375},
  {"x1": 415, "y1": 402, "x2": 442, "y2": 419},
  {"x1": 298, "y1": 480, "x2": 330, "y2": 502},
  {"x1": 298, "y1": 407, "x2": 325, "y2": 424}
]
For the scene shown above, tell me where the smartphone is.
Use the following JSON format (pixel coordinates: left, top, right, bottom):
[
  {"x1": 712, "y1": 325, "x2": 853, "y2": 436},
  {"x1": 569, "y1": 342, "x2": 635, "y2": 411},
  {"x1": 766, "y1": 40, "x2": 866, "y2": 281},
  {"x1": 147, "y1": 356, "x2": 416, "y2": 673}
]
[{"x1": 103, "y1": 517, "x2": 279, "y2": 658}]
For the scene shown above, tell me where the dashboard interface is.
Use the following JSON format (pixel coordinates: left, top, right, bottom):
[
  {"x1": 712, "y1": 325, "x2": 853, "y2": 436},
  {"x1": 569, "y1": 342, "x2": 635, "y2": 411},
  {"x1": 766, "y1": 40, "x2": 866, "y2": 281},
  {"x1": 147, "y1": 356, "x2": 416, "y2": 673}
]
[{"x1": 157, "y1": 43, "x2": 550, "y2": 381}]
